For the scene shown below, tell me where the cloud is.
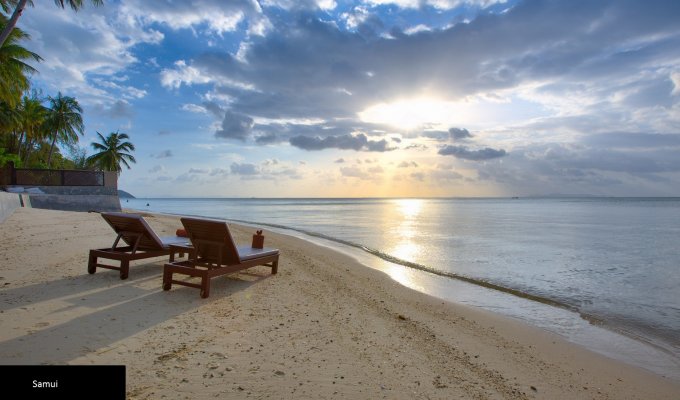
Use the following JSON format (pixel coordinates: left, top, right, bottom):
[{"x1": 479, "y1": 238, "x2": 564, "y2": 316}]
[
  {"x1": 582, "y1": 133, "x2": 680, "y2": 149},
  {"x1": 148, "y1": 165, "x2": 165, "y2": 173},
  {"x1": 93, "y1": 78, "x2": 147, "y2": 100},
  {"x1": 202, "y1": 101, "x2": 226, "y2": 119},
  {"x1": 160, "y1": 0, "x2": 680, "y2": 146},
  {"x1": 366, "y1": 139, "x2": 394, "y2": 152},
  {"x1": 672, "y1": 72, "x2": 680, "y2": 95},
  {"x1": 430, "y1": 168, "x2": 464, "y2": 182},
  {"x1": 209, "y1": 168, "x2": 230, "y2": 176},
  {"x1": 340, "y1": 166, "x2": 369, "y2": 179},
  {"x1": 398, "y1": 161, "x2": 418, "y2": 168},
  {"x1": 365, "y1": 0, "x2": 507, "y2": 10},
  {"x1": 255, "y1": 132, "x2": 279, "y2": 144},
  {"x1": 154, "y1": 150, "x2": 173, "y2": 159},
  {"x1": 215, "y1": 111, "x2": 255, "y2": 141},
  {"x1": 438, "y1": 145, "x2": 508, "y2": 160},
  {"x1": 161, "y1": 60, "x2": 213, "y2": 89},
  {"x1": 230, "y1": 162, "x2": 259, "y2": 175},
  {"x1": 467, "y1": 135, "x2": 680, "y2": 196},
  {"x1": 21, "y1": 4, "x2": 162, "y2": 105},
  {"x1": 22, "y1": 0, "x2": 680, "y2": 197},
  {"x1": 119, "y1": 0, "x2": 268, "y2": 36},
  {"x1": 181, "y1": 103, "x2": 208, "y2": 114},
  {"x1": 289, "y1": 133, "x2": 395, "y2": 152},
  {"x1": 449, "y1": 127, "x2": 473, "y2": 140},
  {"x1": 405, "y1": 143, "x2": 428, "y2": 150},
  {"x1": 91, "y1": 100, "x2": 134, "y2": 119}
]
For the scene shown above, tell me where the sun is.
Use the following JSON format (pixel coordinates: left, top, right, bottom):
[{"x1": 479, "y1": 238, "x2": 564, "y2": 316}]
[{"x1": 358, "y1": 97, "x2": 459, "y2": 130}]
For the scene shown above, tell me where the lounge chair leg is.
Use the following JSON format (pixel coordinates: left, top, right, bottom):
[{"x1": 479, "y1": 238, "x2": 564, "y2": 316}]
[
  {"x1": 200, "y1": 278, "x2": 210, "y2": 299},
  {"x1": 162, "y1": 269, "x2": 172, "y2": 291},
  {"x1": 272, "y1": 260, "x2": 278, "y2": 275},
  {"x1": 88, "y1": 253, "x2": 97, "y2": 274},
  {"x1": 120, "y1": 260, "x2": 130, "y2": 280}
]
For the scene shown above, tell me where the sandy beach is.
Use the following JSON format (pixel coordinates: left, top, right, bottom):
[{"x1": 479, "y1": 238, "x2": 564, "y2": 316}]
[{"x1": 1, "y1": 207, "x2": 678, "y2": 399}]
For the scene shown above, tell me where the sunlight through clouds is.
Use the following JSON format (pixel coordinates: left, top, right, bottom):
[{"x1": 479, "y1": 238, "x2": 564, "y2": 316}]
[
  {"x1": 16, "y1": 0, "x2": 680, "y2": 197},
  {"x1": 359, "y1": 98, "x2": 462, "y2": 130}
]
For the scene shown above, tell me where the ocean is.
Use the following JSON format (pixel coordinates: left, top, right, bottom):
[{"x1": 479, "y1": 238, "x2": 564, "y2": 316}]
[{"x1": 124, "y1": 197, "x2": 680, "y2": 377}]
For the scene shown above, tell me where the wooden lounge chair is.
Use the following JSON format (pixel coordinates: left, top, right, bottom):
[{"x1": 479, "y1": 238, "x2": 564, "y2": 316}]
[
  {"x1": 163, "y1": 217, "x2": 279, "y2": 298},
  {"x1": 88, "y1": 212, "x2": 189, "y2": 279}
]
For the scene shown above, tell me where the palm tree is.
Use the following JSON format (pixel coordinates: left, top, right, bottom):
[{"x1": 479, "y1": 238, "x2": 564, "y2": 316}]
[
  {"x1": 0, "y1": 100, "x2": 19, "y2": 135},
  {"x1": 87, "y1": 131, "x2": 136, "y2": 174},
  {"x1": 16, "y1": 94, "x2": 46, "y2": 165},
  {"x1": 0, "y1": 0, "x2": 104, "y2": 48},
  {"x1": 44, "y1": 92, "x2": 83, "y2": 168},
  {"x1": 0, "y1": 15, "x2": 42, "y2": 107}
]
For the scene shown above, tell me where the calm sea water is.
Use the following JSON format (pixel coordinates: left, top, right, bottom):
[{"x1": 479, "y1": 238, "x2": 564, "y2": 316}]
[{"x1": 125, "y1": 197, "x2": 680, "y2": 373}]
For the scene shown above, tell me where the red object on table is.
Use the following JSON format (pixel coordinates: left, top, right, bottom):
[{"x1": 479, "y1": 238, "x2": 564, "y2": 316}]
[
  {"x1": 176, "y1": 228, "x2": 188, "y2": 237},
  {"x1": 252, "y1": 230, "x2": 264, "y2": 248}
]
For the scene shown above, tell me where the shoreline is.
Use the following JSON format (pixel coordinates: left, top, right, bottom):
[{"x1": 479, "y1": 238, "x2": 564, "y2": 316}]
[
  {"x1": 128, "y1": 206, "x2": 680, "y2": 380},
  {"x1": 1, "y1": 207, "x2": 679, "y2": 399}
]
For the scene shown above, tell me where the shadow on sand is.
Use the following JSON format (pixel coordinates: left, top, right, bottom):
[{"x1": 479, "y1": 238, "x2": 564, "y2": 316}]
[{"x1": 0, "y1": 261, "x2": 270, "y2": 364}]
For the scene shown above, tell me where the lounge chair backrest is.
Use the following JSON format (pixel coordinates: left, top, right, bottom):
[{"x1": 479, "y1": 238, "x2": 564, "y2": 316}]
[
  {"x1": 181, "y1": 217, "x2": 241, "y2": 265},
  {"x1": 101, "y1": 212, "x2": 165, "y2": 250}
]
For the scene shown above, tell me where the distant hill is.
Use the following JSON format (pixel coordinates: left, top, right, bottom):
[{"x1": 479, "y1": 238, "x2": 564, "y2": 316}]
[{"x1": 118, "y1": 190, "x2": 136, "y2": 199}]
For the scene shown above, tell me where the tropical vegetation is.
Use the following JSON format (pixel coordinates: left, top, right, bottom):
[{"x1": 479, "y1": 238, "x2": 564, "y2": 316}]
[
  {"x1": 1, "y1": 0, "x2": 137, "y2": 175},
  {"x1": 0, "y1": 14, "x2": 40, "y2": 107},
  {"x1": 87, "y1": 131, "x2": 136, "y2": 174}
]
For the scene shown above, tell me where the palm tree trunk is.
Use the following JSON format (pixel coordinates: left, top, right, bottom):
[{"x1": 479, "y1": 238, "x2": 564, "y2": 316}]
[
  {"x1": 0, "y1": 0, "x2": 29, "y2": 48},
  {"x1": 14, "y1": 130, "x2": 24, "y2": 156},
  {"x1": 18, "y1": 130, "x2": 28, "y2": 164},
  {"x1": 23, "y1": 138, "x2": 34, "y2": 167},
  {"x1": 8, "y1": 129, "x2": 21, "y2": 154},
  {"x1": 47, "y1": 133, "x2": 57, "y2": 169}
]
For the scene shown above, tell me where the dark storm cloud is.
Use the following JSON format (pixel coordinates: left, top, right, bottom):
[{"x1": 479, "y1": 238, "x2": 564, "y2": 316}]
[{"x1": 438, "y1": 145, "x2": 508, "y2": 160}]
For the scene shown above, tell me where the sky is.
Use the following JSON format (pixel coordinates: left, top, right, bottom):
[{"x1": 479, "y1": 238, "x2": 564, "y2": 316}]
[{"x1": 15, "y1": 0, "x2": 680, "y2": 197}]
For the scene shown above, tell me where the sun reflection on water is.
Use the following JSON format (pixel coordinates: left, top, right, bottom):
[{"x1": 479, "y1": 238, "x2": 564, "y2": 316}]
[
  {"x1": 395, "y1": 198, "x2": 423, "y2": 219},
  {"x1": 383, "y1": 199, "x2": 428, "y2": 288}
]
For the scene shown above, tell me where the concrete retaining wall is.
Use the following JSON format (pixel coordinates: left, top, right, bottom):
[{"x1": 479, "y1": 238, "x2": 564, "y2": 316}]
[
  {"x1": 28, "y1": 194, "x2": 121, "y2": 212},
  {"x1": 1, "y1": 186, "x2": 121, "y2": 213},
  {"x1": 0, "y1": 191, "x2": 21, "y2": 223}
]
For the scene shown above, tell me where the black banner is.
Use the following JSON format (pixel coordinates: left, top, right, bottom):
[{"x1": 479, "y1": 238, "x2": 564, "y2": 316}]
[{"x1": 0, "y1": 365, "x2": 125, "y2": 400}]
